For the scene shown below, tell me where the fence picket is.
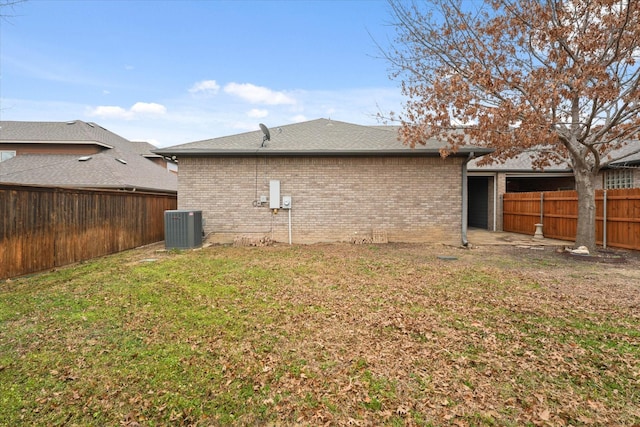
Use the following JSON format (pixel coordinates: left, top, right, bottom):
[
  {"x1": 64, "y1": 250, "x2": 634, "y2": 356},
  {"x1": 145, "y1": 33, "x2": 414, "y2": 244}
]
[
  {"x1": 503, "y1": 188, "x2": 640, "y2": 250},
  {"x1": 1, "y1": 184, "x2": 177, "y2": 279}
]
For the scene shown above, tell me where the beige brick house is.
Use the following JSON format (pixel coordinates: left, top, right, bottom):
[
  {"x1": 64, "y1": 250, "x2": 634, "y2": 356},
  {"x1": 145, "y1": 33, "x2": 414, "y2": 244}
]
[{"x1": 155, "y1": 119, "x2": 492, "y2": 245}]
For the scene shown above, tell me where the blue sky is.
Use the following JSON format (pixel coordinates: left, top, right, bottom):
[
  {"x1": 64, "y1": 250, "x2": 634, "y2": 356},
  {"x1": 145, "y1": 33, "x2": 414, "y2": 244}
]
[{"x1": 0, "y1": 0, "x2": 405, "y2": 147}]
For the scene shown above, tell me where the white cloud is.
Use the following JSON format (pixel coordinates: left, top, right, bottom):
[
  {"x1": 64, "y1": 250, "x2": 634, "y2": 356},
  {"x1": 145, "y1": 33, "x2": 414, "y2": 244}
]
[
  {"x1": 224, "y1": 82, "x2": 296, "y2": 105},
  {"x1": 131, "y1": 102, "x2": 167, "y2": 115},
  {"x1": 88, "y1": 105, "x2": 131, "y2": 119},
  {"x1": 189, "y1": 80, "x2": 220, "y2": 96},
  {"x1": 247, "y1": 108, "x2": 269, "y2": 118},
  {"x1": 87, "y1": 102, "x2": 167, "y2": 120},
  {"x1": 4, "y1": 85, "x2": 404, "y2": 148}
]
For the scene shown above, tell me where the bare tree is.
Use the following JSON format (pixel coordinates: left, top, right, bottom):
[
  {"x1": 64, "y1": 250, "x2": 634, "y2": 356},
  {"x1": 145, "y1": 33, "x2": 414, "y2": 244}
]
[
  {"x1": 384, "y1": 0, "x2": 640, "y2": 252},
  {"x1": 0, "y1": 0, "x2": 25, "y2": 19}
]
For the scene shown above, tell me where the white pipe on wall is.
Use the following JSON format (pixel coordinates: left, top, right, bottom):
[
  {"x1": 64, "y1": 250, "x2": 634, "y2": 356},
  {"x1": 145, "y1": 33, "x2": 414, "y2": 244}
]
[{"x1": 288, "y1": 208, "x2": 292, "y2": 245}]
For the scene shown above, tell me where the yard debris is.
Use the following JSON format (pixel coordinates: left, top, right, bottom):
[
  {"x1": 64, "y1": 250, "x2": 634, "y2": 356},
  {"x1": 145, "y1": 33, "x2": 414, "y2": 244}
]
[
  {"x1": 351, "y1": 232, "x2": 372, "y2": 245},
  {"x1": 515, "y1": 245, "x2": 545, "y2": 250},
  {"x1": 351, "y1": 229, "x2": 388, "y2": 245},
  {"x1": 372, "y1": 229, "x2": 388, "y2": 244},
  {"x1": 233, "y1": 235, "x2": 274, "y2": 247},
  {"x1": 568, "y1": 246, "x2": 590, "y2": 255}
]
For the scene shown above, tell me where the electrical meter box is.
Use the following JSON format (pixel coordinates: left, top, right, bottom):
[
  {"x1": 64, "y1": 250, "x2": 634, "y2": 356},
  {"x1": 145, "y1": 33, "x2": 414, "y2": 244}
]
[
  {"x1": 282, "y1": 196, "x2": 292, "y2": 209},
  {"x1": 164, "y1": 210, "x2": 203, "y2": 249}
]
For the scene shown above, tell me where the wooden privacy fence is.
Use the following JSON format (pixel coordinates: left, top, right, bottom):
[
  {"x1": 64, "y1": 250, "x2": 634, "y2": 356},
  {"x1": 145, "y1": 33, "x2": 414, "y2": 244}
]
[
  {"x1": 0, "y1": 184, "x2": 177, "y2": 279},
  {"x1": 503, "y1": 188, "x2": 640, "y2": 251}
]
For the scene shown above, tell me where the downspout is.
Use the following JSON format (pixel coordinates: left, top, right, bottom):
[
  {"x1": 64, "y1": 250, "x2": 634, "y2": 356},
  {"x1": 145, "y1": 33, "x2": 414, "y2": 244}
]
[
  {"x1": 461, "y1": 152, "x2": 475, "y2": 247},
  {"x1": 493, "y1": 174, "x2": 497, "y2": 231}
]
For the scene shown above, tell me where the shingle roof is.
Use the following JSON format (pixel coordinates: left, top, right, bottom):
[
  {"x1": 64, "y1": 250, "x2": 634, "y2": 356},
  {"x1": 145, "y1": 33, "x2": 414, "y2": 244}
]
[
  {"x1": 130, "y1": 140, "x2": 164, "y2": 158},
  {"x1": 154, "y1": 118, "x2": 493, "y2": 157},
  {"x1": 608, "y1": 140, "x2": 640, "y2": 166},
  {"x1": 468, "y1": 140, "x2": 640, "y2": 172},
  {"x1": 468, "y1": 153, "x2": 572, "y2": 172},
  {"x1": 0, "y1": 120, "x2": 177, "y2": 193},
  {"x1": 0, "y1": 120, "x2": 128, "y2": 148}
]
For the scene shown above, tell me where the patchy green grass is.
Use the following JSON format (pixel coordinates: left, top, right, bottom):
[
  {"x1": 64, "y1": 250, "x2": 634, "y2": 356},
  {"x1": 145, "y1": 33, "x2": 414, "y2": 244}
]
[{"x1": 1, "y1": 243, "x2": 639, "y2": 426}]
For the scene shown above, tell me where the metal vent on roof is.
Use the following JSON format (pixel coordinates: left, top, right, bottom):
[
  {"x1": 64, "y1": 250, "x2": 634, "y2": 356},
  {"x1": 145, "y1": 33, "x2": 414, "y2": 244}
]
[
  {"x1": 78, "y1": 156, "x2": 92, "y2": 161},
  {"x1": 116, "y1": 158, "x2": 127, "y2": 164}
]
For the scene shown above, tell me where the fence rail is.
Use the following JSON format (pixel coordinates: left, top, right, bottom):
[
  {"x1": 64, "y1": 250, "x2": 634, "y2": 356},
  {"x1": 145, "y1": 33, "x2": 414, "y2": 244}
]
[
  {"x1": 1, "y1": 184, "x2": 177, "y2": 279},
  {"x1": 503, "y1": 188, "x2": 640, "y2": 250}
]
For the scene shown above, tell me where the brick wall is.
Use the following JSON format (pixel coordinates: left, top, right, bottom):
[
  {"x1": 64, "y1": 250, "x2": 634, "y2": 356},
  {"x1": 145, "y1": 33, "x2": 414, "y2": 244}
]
[{"x1": 178, "y1": 156, "x2": 465, "y2": 245}]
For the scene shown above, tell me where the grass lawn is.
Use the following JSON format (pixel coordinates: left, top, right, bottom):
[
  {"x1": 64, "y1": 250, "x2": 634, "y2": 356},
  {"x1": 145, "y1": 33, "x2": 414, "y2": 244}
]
[{"x1": 1, "y1": 243, "x2": 639, "y2": 426}]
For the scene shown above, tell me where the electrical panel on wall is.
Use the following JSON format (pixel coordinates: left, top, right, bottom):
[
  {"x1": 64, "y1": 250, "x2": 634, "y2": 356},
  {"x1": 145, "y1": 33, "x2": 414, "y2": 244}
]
[{"x1": 269, "y1": 180, "x2": 280, "y2": 209}]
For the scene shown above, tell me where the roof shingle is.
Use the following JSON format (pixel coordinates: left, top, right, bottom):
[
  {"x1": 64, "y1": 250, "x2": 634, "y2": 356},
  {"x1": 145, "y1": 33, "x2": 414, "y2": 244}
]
[
  {"x1": 0, "y1": 120, "x2": 177, "y2": 193},
  {"x1": 155, "y1": 118, "x2": 492, "y2": 157}
]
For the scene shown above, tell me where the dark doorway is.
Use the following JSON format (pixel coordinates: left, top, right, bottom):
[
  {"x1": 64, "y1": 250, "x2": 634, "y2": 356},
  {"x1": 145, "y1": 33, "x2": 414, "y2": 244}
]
[{"x1": 468, "y1": 176, "x2": 489, "y2": 229}]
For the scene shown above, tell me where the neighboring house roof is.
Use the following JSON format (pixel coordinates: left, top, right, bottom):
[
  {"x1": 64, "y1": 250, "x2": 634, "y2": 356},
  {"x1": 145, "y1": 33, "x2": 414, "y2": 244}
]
[
  {"x1": 469, "y1": 139, "x2": 640, "y2": 172},
  {"x1": 468, "y1": 153, "x2": 572, "y2": 173},
  {"x1": 0, "y1": 120, "x2": 177, "y2": 193},
  {"x1": 0, "y1": 153, "x2": 178, "y2": 193},
  {"x1": 608, "y1": 140, "x2": 640, "y2": 166},
  {"x1": 0, "y1": 120, "x2": 125, "y2": 148},
  {"x1": 154, "y1": 118, "x2": 493, "y2": 157},
  {"x1": 130, "y1": 140, "x2": 165, "y2": 160}
]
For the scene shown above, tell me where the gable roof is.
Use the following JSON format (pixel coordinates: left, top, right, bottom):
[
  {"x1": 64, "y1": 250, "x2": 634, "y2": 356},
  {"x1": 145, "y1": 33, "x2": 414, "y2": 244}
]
[
  {"x1": 0, "y1": 120, "x2": 177, "y2": 193},
  {"x1": 154, "y1": 118, "x2": 493, "y2": 157}
]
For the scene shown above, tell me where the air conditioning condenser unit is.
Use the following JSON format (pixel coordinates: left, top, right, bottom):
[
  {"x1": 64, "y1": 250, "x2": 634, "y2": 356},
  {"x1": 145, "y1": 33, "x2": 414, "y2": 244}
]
[{"x1": 164, "y1": 210, "x2": 203, "y2": 249}]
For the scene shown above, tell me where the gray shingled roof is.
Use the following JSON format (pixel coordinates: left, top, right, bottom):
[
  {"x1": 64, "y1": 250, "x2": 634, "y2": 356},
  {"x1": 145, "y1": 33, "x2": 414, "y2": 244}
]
[
  {"x1": 469, "y1": 140, "x2": 640, "y2": 172},
  {"x1": 609, "y1": 140, "x2": 640, "y2": 166},
  {"x1": 468, "y1": 153, "x2": 572, "y2": 172},
  {"x1": 0, "y1": 120, "x2": 177, "y2": 193},
  {"x1": 0, "y1": 120, "x2": 128, "y2": 148},
  {"x1": 131, "y1": 140, "x2": 164, "y2": 159},
  {"x1": 154, "y1": 118, "x2": 493, "y2": 157}
]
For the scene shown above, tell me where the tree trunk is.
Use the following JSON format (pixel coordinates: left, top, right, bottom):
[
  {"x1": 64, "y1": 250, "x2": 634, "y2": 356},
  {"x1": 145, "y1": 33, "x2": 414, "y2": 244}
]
[{"x1": 573, "y1": 168, "x2": 598, "y2": 252}]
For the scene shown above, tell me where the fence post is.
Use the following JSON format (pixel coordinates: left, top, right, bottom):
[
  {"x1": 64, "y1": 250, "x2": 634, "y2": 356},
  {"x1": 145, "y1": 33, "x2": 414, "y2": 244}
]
[
  {"x1": 532, "y1": 192, "x2": 545, "y2": 239},
  {"x1": 603, "y1": 190, "x2": 607, "y2": 249}
]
